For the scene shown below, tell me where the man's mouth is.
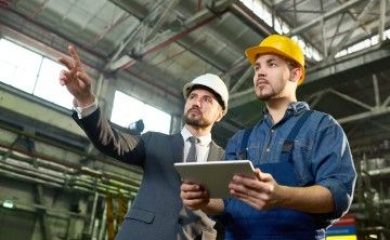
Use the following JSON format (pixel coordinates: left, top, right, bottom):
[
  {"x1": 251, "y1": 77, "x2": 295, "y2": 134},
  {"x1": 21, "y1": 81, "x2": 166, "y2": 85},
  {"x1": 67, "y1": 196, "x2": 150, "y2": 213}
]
[
  {"x1": 256, "y1": 77, "x2": 268, "y2": 84},
  {"x1": 256, "y1": 80, "x2": 268, "y2": 88},
  {"x1": 188, "y1": 108, "x2": 201, "y2": 115}
]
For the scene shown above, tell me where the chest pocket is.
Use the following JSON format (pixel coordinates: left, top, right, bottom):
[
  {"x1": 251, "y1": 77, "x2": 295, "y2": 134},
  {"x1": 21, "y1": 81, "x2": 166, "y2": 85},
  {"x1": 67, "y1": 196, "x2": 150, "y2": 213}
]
[{"x1": 237, "y1": 111, "x2": 314, "y2": 185}]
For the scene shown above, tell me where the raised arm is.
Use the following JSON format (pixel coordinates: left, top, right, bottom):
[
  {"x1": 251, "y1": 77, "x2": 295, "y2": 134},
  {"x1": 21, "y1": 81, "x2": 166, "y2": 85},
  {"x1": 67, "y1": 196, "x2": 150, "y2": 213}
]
[
  {"x1": 59, "y1": 45, "x2": 95, "y2": 107},
  {"x1": 58, "y1": 45, "x2": 145, "y2": 166}
]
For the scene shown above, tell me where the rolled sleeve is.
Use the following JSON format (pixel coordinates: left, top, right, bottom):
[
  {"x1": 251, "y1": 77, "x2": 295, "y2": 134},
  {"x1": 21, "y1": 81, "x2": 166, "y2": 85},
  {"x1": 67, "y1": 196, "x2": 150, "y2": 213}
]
[
  {"x1": 318, "y1": 177, "x2": 354, "y2": 218},
  {"x1": 312, "y1": 117, "x2": 356, "y2": 219}
]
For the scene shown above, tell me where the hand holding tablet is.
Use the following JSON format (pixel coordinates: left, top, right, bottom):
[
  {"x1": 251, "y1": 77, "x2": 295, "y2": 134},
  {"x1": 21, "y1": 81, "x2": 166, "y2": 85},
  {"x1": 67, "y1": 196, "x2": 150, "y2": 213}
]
[{"x1": 174, "y1": 160, "x2": 256, "y2": 198}]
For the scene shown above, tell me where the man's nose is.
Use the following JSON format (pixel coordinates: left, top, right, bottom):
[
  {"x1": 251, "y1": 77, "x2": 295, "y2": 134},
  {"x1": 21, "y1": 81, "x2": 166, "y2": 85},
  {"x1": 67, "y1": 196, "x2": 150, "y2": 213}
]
[
  {"x1": 190, "y1": 98, "x2": 201, "y2": 107},
  {"x1": 256, "y1": 68, "x2": 266, "y2": 77}
]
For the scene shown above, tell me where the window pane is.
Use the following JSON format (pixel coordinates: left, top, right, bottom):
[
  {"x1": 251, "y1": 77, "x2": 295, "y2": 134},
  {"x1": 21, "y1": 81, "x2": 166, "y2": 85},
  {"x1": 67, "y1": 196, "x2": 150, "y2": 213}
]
[
  {"x1": 143, "y1": 104, "x2": 171, "y2": 134},
  {"x1": 111, "y1": 91, "x2": 145, "y2": 128},
  {"x1": 111, "y1": 91, "x2": 171, "y2": 134},
  {"x1": 34, "y1": 58, "x2": 73, "y2": 109},
  {"x1": 0, "y1": 39, "x2": 41, "y2": 93}
]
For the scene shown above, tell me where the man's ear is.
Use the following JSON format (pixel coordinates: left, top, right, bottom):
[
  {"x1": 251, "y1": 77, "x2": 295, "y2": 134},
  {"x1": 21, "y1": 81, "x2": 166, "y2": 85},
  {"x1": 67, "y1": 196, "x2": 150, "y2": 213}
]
[
  {"x1": 215, "y1": 107, "x2": 224, "y2": 123},
  {"x1": 290, "y1": 67, "x2": 303, "y2": 83}
]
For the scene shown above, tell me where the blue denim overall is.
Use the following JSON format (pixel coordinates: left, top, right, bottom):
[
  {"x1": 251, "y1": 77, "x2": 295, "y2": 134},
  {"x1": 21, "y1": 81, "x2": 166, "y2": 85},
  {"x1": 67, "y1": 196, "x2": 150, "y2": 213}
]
[{"x1": 222, "y1": 111, "x2": 326, "y2": 240}]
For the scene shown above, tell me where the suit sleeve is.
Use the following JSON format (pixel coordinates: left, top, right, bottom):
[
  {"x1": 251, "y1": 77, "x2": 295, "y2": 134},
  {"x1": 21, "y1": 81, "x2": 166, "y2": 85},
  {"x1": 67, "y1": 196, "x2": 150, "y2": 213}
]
[{"x1": 73, "y1": 108, "x2": 145, "y2": 166}]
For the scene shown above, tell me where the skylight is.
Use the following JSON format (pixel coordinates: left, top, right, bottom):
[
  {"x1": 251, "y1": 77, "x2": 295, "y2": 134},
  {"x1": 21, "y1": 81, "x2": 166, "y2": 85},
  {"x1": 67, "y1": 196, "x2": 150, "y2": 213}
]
[
  {"x1": 335, "y1": 29, "x2": 390, "y2": 58},
  {"x1": 240, "y1": 0, "x2": 323, "y2": 62},
  {"x1": 240, "y1": 0, "x2": 390, "y2": 61}
]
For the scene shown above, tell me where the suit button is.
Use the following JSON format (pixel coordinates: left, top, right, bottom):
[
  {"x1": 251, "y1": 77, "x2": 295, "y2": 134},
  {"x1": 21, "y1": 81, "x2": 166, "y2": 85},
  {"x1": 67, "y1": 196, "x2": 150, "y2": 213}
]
[{"x1": 178, "y1": 217, "x2": 183, "y2": 225}]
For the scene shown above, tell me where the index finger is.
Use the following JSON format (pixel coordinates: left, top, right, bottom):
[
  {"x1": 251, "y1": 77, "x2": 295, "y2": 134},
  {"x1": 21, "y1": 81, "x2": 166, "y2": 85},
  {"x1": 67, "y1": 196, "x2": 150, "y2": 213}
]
[
  {"x1": 68, "y1": 45, "x2": 81, "y2": 68},
  {"x1": 59, "y1": 56, "x2": 75, "y2": 70}
]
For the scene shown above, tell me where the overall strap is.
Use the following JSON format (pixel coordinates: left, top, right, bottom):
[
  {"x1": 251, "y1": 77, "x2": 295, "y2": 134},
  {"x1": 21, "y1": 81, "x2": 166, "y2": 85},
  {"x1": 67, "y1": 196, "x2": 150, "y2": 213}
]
[
  {"x1": 281, "y1": 110, "x2": 313, "y2": 160},
  {"x1": 238, "y1": 126, "x2": 254, "y2": 160}
]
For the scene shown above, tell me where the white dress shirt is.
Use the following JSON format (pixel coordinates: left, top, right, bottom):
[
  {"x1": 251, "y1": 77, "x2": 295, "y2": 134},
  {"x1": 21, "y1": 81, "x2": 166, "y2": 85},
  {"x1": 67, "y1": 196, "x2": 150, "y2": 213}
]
[
  {"x1": 181, "y1": 127, "x2": 211, "y2": 163},
  {"x1": 73, "y1": 98, "x2": 98, "y2": 119}
]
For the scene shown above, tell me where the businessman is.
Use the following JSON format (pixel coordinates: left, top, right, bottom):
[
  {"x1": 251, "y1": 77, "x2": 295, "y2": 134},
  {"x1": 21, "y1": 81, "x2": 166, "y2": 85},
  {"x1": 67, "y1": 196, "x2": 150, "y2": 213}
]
[{"x1": 59, "y1": 45, "x2": 229, "y2": 239}]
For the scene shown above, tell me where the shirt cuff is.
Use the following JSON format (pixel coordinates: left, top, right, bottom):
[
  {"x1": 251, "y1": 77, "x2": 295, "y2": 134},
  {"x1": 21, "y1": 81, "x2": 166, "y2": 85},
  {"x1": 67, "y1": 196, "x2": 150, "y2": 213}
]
[
  {"x1": 73, "y1": 98, "x2": 98, "y2": 119},
  {"x1": 318, "y1": 179, "x2": 352, "y2": 219}
]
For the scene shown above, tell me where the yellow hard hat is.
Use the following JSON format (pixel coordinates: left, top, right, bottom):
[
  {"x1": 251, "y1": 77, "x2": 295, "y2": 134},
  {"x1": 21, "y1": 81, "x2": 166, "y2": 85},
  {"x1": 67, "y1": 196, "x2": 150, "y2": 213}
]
[{"x1": 245, "y1": 34, "x2": 305, "y2": 85}]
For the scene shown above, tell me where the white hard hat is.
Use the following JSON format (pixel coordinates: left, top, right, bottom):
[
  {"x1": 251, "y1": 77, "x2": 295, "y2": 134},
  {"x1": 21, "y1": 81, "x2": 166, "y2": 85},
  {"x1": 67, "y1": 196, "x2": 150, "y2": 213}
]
[{"x1": 183, "y1": 73, "x2": 229, "y2": 115}]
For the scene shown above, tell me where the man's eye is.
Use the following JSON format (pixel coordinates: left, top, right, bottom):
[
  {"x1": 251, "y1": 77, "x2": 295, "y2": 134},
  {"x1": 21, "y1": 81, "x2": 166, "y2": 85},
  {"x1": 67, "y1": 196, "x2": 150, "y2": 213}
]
[{"x1": 204, "y1": 96, "x2": 212, "y2": 103}]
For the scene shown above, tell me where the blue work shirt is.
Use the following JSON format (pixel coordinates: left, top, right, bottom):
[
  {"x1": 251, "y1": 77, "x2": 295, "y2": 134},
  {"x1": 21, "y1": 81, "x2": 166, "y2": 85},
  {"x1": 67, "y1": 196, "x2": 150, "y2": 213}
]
[{"x1": 221, "y1": 101, "x2": 356, "y2": 239}]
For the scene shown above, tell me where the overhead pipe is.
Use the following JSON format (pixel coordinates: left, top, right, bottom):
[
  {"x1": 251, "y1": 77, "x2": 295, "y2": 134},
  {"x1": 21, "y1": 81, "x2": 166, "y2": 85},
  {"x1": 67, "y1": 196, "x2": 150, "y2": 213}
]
[
  {"x1": 0, "y1": 134, "x2": 142, "y2": 182},
  {"x1": 5, "y1": 145, "x2": 142, "y2": 188},
  {"x1": 107, "y1": 0, "x2": 235, "y2": 71},
  {"x1": 0, "y1": 159, "x2": 135, "y2": 197},
  {"x1": 0, "y1": 160, "x2": 137, "y2": 196},
  {"x1": 0, "y1": 199, "x2": 87, "y2": 219},
  {"x1": 118, "y1": 12, "x2": 224, "y2": 70},
  {"x1": 0, "y1": 163, "x2": 64, "y2": 186},
  {"x1": 0, "y1": 147, "x2": 140, "y2": 197},
  {"x1": 5, "y1": 150, "x2": 141, "y2": 188},
  {"x1": 0, "y1": 168, "x2": 63, "y2": 189}
]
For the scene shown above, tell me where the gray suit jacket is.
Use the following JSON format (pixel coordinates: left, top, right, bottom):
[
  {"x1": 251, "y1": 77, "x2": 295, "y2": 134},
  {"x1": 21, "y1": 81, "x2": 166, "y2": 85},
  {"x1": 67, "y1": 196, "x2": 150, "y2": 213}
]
[{"x1": 74, "y1": 108, "x2": 224, "y2": 240}]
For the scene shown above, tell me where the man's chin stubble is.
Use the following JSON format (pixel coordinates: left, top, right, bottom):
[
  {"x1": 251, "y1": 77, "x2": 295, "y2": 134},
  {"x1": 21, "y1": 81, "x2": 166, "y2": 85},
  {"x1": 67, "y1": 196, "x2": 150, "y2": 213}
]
[{"x1": 184, "y1": 116, "x2": 209, "y2": 128}]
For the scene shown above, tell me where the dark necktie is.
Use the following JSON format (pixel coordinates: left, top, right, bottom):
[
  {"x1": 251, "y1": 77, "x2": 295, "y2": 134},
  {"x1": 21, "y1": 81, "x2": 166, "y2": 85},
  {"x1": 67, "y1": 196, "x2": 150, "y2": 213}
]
[{"x1": 185, "y1": 136, "x2": 198, "y2": 162}]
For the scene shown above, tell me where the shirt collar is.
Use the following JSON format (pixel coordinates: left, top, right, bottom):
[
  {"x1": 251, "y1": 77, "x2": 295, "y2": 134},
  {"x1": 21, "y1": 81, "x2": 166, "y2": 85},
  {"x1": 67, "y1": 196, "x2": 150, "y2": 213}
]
[
  {"x1": 262, "y1": 101, "x2": 310, "y2": 115},
  {"x1": 262, "y1": 101, "x2": 310, "y2": 126},
  {"x1": 181, "y1": 127, "x2": 212, "y2": 146},
  {"x1": 287, "y1": 101, "x2": 310, "y2": 114}
]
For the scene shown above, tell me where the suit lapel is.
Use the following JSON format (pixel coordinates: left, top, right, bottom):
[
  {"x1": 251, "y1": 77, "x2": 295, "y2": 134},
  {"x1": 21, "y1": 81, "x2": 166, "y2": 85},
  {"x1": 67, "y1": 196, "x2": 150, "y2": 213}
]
[
  {"x1": 170, "y1": 133, "x2": 184, "y2": 163},
  {"x1": 207, "y1": 141, "x2": 222, "y2": 162}
]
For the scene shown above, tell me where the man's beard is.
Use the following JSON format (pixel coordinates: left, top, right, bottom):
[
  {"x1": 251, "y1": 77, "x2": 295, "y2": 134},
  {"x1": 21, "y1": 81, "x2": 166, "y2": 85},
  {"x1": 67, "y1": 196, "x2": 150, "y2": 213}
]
[
  {"x1": 184, "y1": 112, "x2": 210, "y2": 128},
  {"x1": 255, "y1": 82, "x2": 284, "y2": 101},
  {"x1": 256, "y1": 88, "x2": 276, "y2": 101}
]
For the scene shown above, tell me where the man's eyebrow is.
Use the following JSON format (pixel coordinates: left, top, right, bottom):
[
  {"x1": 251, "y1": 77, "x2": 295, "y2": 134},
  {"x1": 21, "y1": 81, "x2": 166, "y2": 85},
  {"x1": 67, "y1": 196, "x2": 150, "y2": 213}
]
[{"x1": 266, "y1": 57, "x2": 278, "y2": 63}]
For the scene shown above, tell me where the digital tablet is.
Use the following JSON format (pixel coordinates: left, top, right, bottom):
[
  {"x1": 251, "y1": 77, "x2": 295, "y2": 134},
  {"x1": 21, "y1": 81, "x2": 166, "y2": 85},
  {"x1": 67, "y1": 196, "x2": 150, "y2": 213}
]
[{"x1": 174, "y1": 160, "x2": 256, "y2": 198}]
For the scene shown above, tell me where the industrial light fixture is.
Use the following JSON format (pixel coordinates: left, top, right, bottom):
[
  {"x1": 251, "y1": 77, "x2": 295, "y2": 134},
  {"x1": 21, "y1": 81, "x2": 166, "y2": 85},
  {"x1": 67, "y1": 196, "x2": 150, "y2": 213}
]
[{"x1": 2, "y1": 200, "x2": 14, "y2": 209}]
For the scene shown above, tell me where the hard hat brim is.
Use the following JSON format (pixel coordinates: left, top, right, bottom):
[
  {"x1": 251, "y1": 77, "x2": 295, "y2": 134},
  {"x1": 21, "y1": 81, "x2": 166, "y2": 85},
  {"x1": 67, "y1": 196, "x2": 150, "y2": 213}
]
[
  {"x1": 246, "y1": 46, "x2": 294, "y2": 65},
  {"x1": 245, "y1": 46, "x2": 305, "y2": 85}
]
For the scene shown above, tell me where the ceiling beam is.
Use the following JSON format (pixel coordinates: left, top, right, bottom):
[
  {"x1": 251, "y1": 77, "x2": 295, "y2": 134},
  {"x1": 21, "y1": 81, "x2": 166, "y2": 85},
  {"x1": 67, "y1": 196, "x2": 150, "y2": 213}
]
[
  {"x1": 229, "y1": 88, "x2": 256, "y2": 109},
  {"x1": 338, "y1": 106, "x2": 390, "y2": 124},
  {"x1": 230, "y1": 66, "x2": 253, "y2": 92},
  {"x1": 326, "y1": 0, "x2": 377, "y2": 59},
  {"x1": 288, "y1": 0, "x2": 362, "y2": 36},
  {"x1": 229, "y1": 1, "x2": 275, "y2": 36},
  {"x1": 300, "y1": 41, "x2": 390, "y2": 93},
  {"x1": 107, "y1": 0, "x2": 236, "y2": 71}
]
